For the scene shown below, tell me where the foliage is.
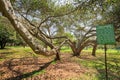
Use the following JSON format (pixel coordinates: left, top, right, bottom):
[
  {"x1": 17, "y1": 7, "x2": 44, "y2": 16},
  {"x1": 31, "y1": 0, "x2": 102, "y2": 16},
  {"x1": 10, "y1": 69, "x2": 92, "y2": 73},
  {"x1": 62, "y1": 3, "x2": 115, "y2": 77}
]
[
  {"x1": 0, "y1": 24, "x2": 12, "y2": 49},
  {"x1": 0, "y1": 16, "x2": 26, "y2": 46}
]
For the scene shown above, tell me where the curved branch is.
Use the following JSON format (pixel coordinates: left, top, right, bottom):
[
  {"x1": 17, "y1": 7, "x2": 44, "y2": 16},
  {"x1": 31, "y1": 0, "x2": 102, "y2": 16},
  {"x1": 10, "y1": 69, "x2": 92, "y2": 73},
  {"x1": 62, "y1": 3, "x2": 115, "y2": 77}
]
[
  {"x1": 38, "y1": 6, "x2": 80, "y2": 28},
  {"x1": 56, "y1": 39, "x2": 68, "y2": 50},
  {"x1": 20, "y1": 13, "x2": 37, "y2": 28},
  {"x1": 85, "y1": 33, "x2": 96, "y2": 39},
  {"x1": 0, "y1": 0, "x2": 57, "y2": 56}
]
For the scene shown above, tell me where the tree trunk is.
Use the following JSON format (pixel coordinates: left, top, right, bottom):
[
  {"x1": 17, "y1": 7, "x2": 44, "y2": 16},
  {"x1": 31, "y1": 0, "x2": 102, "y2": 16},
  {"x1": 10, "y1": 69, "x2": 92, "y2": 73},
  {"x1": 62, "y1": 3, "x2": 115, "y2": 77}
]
[
  {"x1": 69, "y1": 41, "x2": 78, "y2": 56},
  {"x1": 2, "y1": 42, "x2": 6, "y2": 49},
  {"x1": 0, "y1": 0, "x2": 56, "y2": 56},
  {"x1": 73, "y1": 52, "x2": 79, "y2": 56},
  {"x1": 92, "y1": 43, "x2": 97, "y2": 56},
  {"x1": 0, "y1": 43, "x2": 3, "y2": 49},
  {"x1": 0, "y1": 40, "x2": 6, "y2": 49},
  {"x1": 73, "y1": 45, "x2": 85, "y2": 56},
  {"x1": 0, "y1": 42, "x2": 5, "y2": 49},
  {"x1": 69, "y1": 45, "x2": 77, "y2": 56},
  {"x1": 54, "y1": 52, "x2": 60, "y2": 61},
  {"x1": 68, "y1": 41, "x2": 83, "y2": 56}
]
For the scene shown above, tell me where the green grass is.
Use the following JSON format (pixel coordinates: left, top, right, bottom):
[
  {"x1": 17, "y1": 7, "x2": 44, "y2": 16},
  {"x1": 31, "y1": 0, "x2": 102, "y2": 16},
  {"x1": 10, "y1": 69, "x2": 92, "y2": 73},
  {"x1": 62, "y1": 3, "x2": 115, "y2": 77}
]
[
  {"x1": 51, "y1": 60, "x2": 57, "y2": 65},
  {"x1": 32, "y1": 69, "x2": 46, "y2": 76},
  {"x1": 61, "y1": 46, "x2": 72, "y2": 52},
  {"x1": 0, "y1": 46, "x2": 37, "y2": 61},
  {"x1": 22, "y1": 69, "x2": 46, "y2": 79},
  {"x1": 71, "y1": 48, "x2": 120, "y2": 80}
]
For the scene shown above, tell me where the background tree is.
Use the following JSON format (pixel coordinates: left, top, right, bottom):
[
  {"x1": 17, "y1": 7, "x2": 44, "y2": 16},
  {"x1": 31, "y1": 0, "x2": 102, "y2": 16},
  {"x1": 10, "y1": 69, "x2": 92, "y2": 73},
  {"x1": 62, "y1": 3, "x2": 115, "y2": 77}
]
[
  {"x1": 53, "y1": 7, "x2": 97, "y2": 56},
  {"x1": 0, "y1": 16, "x2": 26, "y2": 47},
  {"x1": 0, "y1": 24, "x2": 12, "y2": 49}
]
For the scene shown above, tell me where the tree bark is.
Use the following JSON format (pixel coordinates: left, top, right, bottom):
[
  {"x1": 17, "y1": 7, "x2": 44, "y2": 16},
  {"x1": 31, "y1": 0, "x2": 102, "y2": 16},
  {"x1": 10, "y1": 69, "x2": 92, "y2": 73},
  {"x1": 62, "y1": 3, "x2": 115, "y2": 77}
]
[
  {"x1": 92, "y1": 43, "x2": 97, "y2": 56},
  {"x1": 0, "y1": 0, "x2": 56, "y2": 56},
  {"x1": 68, "y1": 39, "x2": 96, "y2": 57},
  {"x1": 0, "y1": 42, "x2": 5, "y2": 49},
  {"x1": 54, "y1": 52, "x2": 60, "y2": 60},
  {"x1": 0, "y1": 43, "x2": 3, "y2": 49},
  {"x1": 0, "y1": 39, "x2": 6, "y2": 49}
]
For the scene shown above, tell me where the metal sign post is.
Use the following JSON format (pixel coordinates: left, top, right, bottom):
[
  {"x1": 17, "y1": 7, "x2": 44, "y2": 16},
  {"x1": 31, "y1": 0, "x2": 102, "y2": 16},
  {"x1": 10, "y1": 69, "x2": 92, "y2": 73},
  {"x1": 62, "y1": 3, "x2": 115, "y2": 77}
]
[
  {"x1": 96, "y1": 24, "x2": 116, "y2": 80},
  {"x1": 104, "y1": 44, "x2": 108, "y2": 80}
]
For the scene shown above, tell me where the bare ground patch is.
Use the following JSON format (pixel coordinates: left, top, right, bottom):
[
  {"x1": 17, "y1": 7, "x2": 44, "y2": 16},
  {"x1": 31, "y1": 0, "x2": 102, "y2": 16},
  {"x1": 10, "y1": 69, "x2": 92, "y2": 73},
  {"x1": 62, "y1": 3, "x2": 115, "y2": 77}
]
[{"x1": 0, "y1": 53, "x2": 90, "y2": 80}]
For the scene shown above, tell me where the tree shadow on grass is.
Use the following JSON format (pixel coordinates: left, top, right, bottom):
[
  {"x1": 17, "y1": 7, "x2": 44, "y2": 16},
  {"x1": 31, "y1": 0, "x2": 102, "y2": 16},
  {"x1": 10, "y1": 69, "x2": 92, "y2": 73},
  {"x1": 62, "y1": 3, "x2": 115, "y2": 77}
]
[
  {"x1": 95, "y1": 58, "x2": 120, "y2": 80},
  {"x1": 0, "y1": 47, "x2": 18, "y2": 55},
  {"x1": 0, "y1": 47, "x2": 13, "y2": 50},
  {"x1": 4, "y1": 58, "x2": 54, "y2": 80},
  {"x1": 0, "y1": 51, "x2": 18, "y2": 60},
  {"x1": 0, "y1": 52, "x2": 13, "y2": 60},
  {"x1": 97, "y1": 69, "x2": 120, "y2": 80}
]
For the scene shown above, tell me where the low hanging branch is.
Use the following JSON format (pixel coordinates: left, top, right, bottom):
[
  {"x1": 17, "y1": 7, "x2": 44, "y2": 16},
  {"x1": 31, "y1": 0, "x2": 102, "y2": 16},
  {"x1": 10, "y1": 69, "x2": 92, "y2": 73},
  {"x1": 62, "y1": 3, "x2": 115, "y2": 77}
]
[
  {"x1": 0, "y1": 0, "x2": 59, "y2": 56},
  {"x1": 19, "y1": 13, "x2": 37, "y2": 28},
  {"x1": 56, "y1": 39, "x2": 69, "y2": 50},
  {"x1": 18, "y1": 11, "x2": 68, "y2": 41}
]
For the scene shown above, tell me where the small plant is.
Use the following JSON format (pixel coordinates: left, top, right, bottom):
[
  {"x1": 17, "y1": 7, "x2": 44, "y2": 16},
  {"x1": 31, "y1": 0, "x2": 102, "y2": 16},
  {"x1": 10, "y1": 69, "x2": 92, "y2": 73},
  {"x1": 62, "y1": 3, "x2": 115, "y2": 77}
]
[
  {"x1": 32, "y1": 69, "x2": 46, "y2": 76},
  {"x1": 51, "y1": 60, "x2": 57, "y2": 65}
]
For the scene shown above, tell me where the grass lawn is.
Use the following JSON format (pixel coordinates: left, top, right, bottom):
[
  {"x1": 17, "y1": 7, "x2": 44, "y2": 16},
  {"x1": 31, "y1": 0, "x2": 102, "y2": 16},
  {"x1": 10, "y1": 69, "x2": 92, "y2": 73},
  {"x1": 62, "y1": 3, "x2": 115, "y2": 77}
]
[
  {"x1": 0, "y1": 46, "x2": 48, "y2": 61},
  {"x1": 0, "y1": 46, "x2": 33, "y2": 61},
  {"x1": 73, "y1": 48, "x2": 120, "y2": 80},
  {"x1": 0, "y1": 46, "x2": 120, "y2": 80}
]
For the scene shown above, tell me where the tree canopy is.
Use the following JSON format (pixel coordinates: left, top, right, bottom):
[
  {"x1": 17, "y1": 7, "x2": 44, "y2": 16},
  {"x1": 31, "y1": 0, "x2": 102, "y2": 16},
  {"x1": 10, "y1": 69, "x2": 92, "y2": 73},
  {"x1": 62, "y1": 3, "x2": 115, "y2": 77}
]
[
  {"x1": 0, "y1": 0, "x2": 119, "y2": 59},
  {"x1": 0, "y1": 24, "x2": 12, "y2": 49}
]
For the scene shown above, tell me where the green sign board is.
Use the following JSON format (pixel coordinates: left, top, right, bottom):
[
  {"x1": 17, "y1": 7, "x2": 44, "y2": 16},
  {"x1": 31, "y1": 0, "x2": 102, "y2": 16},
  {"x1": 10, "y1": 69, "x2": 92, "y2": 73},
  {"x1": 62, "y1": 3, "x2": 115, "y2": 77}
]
[{"x1": 96, "y1": 24, "x2": 116, "y2": 45}]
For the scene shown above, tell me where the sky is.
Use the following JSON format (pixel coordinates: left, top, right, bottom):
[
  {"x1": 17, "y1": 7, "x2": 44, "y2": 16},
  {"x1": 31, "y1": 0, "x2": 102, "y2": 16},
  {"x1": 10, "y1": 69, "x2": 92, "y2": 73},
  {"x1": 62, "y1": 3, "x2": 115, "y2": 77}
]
[{"x1": 53, "y1": 0, "x2": 74, "y2": 6}]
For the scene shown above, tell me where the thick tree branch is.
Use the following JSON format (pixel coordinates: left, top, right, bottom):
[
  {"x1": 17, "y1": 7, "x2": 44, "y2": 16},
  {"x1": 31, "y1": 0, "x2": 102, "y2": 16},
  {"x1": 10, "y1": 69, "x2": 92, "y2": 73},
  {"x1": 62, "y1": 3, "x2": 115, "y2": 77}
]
[
  {"x1": 56, "y1": 39, "x2": 68, "y2": 50},
  {"x1": 0, "y1": 0, "x2": 57, "y2": 56},
  {"x1": 81, "y1": 40, "x2": 96, "y2": 48},
  {"x1": 85, "y1": 33, "x2": 96, "y2": 39},
  {"x1": 20, "y1": 13, "x2": 37, "y2": 28},
  {"x1": 76, "y1": 26, "x2": 95, "y2": 48}
]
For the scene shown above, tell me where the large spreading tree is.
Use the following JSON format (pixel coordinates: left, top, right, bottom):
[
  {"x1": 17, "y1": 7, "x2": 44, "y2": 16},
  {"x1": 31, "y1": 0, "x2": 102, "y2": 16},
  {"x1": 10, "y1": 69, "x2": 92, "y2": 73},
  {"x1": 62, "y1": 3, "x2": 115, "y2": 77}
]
[
  {"x1": 0, "y1": 0, "x2": 77, "y2": 60},
  {"x1": 0, "y1": 0, "x2": 119, "y2": 59}
]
